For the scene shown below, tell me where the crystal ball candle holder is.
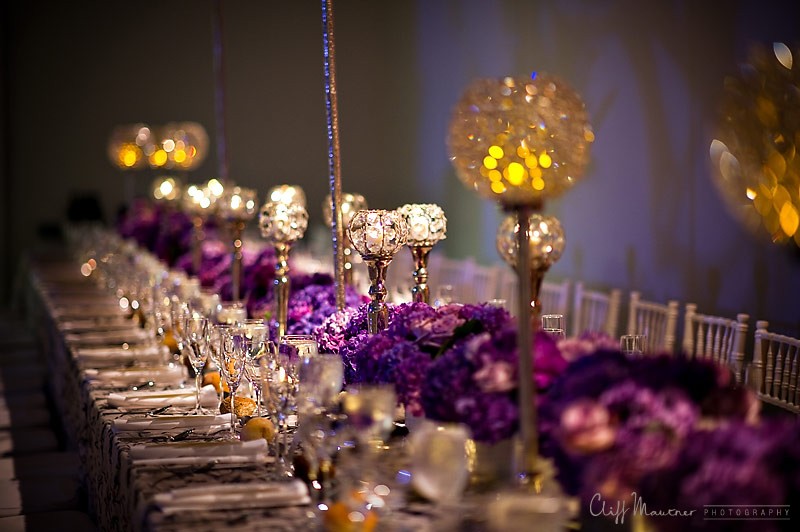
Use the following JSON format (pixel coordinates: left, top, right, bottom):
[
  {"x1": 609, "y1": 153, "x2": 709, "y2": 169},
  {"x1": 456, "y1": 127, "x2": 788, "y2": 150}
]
[
  {"x1": 397, "y1": 203, "x2": 447, "y2": 304},
  {"x1": 496, "y1": 213, "x2": 565, "y2": 273},
  {"x1": 448, "y1": 74, "x2": 593, "y2": 208},
  {"x1": 259, "y1": 200, "x2": 310, "y2": 340},
  {"x1": 497, "y1": 212, "x2": 565, "y2": 321},
  {"x1": 217, "y1": 186, "x2": 258, "y2": 302},
  {"x1": 323, "y1": 193, "x2": 368, "y2": 285},
  {"x1": 347, "y1": 210, "x2": 409, "y2": 333}
]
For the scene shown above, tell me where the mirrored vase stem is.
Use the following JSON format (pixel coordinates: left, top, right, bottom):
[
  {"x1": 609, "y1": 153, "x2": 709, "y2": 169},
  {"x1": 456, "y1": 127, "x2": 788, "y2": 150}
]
[
  {"x1": 274, "y1": 241, "x2": 292, "y2": 341},
  {"x1": 410, "y1": 245, "x2": 433, "y2": 304}
]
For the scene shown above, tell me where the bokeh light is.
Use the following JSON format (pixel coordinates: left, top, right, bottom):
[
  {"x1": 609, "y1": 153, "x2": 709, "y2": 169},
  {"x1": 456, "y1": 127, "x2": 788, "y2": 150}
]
[{"x1": 710, "y1": 42, "x2": 800, "y2": 248}]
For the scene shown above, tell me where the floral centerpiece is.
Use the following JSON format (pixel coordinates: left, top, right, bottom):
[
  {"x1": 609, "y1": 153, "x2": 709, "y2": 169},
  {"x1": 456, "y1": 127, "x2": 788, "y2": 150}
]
[
  {"x1": 538, "y1": 349, "x2": 800, "y2": 530},
  {"x1": 316, "y1": 302, "x2": 611, "y2": 444}
]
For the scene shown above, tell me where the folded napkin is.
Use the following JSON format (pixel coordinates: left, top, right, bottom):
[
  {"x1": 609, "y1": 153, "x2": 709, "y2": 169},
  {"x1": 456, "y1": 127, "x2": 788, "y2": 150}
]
[
  {"x1": 153, "y1": 480, "x2": 309, "y2": 513},
  {"x1": 85, "y1": 364, "x2": 185, "y2": 387},
  {"x1": 113, "y1": 413, "x2": 231, "y2": 433},
  {"x1": 59, "y1": 318, "x2": 132, "y2": 333},
  {"x1": 66, "y1": 328, "x2": 152, "y2": 346},
  {"x1": 107, "y1": 385, "x2": 218, "y2": 410},
  {"x1": 53, "y1": 305, "x2": 126, "y2": 320},
  {"x1": 75, "y1": 344, "x2": 168, "y2": 366},
  {"x1": 129, "y1": 438, "x2": 269, "y2": 466}
]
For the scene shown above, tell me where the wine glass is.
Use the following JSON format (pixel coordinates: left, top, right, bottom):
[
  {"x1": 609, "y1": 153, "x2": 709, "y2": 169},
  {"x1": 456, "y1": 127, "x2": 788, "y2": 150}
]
[
  {"x1": 342, "y1": 384, "x2": 396, "y2": 450},
  {"x1": 409, "y1": 421, "x2": 470, "y2": 507},
  {"x1": 183, "y1": 315, "x2": 209, "y2": 414},
  {"x1": 263, "y1": 346, "x2": 300, "y2": 478},
  {"x1": 217, "y1": 325, "x2": 247, "y2": 438},
  {"x1": 296, "y1": 353, "x2": 344, "y2": 495},
  {"x1": 208, "y1": 323, "x2": 233, "y2": 412},
  {"x1": 298, "y1": 353, "x2": 344, "y2": 416},
  {"x1": 241, "y1": 319, "x2": 270, "y2": 418}
]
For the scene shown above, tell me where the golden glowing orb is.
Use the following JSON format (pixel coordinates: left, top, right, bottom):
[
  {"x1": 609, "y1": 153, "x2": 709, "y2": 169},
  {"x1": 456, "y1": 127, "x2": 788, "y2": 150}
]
[
  {"x1": 108, "y1": 123, "x2": 153, "y2": 171},
  {"x1": 156, "y1": 122, "x2": 208, "y2": 171},
  {"x1": 711, "y1": 42, "x2": 800, "y2": 248},
  {"x1": 448, "y1": 74, "x2": 594, "y2": 207}
]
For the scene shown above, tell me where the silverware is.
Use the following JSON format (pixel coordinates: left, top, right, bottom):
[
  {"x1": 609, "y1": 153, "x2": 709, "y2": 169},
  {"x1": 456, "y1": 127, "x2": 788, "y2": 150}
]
[
  {"x1": 147, "y1": 405, "x2": 171, "y2": 416},
  {"x1": 169, "y1": 428, "x2": 195, "y2": 442}
]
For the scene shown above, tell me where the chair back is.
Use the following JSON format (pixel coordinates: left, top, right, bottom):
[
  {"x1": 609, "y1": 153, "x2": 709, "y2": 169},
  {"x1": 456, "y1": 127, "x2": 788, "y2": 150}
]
[
  {"x1": 572, "y1": 282, "x2": 621, "y2": 338},
  {"x1": 750, "y1": 320, "x2": 800, "y2": 413},
  {"x1": 682, "y1": 303, "x2": 749, "y2": 382},
  {"x1": 540, "y1": 279, "x2": 571, "y2": 317},
  {"x1": 626, "y1": 291, "x2": 679, "y2": 354}
]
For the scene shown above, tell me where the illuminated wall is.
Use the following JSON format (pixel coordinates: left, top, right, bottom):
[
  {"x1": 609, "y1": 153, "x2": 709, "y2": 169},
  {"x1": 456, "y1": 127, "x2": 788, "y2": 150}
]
[{"x1": 4, "y1": 0, "x2": 799, "y2": 334}]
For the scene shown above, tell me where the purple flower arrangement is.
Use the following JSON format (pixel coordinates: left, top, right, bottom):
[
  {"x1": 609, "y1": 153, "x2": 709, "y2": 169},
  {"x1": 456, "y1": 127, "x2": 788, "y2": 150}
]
[
  {"x1": 318, "y1": 302, "x2": 573, "y2": 443},
  {"x1": 538, "y1": 349, "x2": 799, "y2": 526}
]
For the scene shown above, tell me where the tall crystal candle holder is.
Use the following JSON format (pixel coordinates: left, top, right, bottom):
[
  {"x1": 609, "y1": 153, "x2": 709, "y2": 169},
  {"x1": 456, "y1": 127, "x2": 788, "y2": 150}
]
[
  {"x1": 323, "y1": 192, "x2": 367, "y2": 285},
  {"x1": 398, "y1": 203, "x2": 447, "y2": 305},
  {"x1": 347, "y1": 210, "x2": 408, "y2": 334},
  {"x1": 217, "y1": 186, "x2": 257, "y2": 301},
  {"x1": 496, "y1": 213, "x2": 565, "y2": 325},
  {"x1": 448, "y1": 74, "x2": 593, "y2": 488},
  {"x1": 182, "y1": 185, "x2": 216, "y2": 275},
  {"x1": 259, "y1": 199, "x2": 309, "y2": 340}
]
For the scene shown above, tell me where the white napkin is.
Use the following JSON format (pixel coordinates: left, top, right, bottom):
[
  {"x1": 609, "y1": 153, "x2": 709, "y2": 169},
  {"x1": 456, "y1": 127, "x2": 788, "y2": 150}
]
[
  {"x1": 113, "y1": 414, "x2": 231, "y2": 432},
  {"x1": 107, "y1": 385, "x2": 218, "y2": 409},
  {"x1": 75, "y1": 344, "x2": 168, "y2": 366},
  {"x1": 59, "y1": 318, "x2": 132, "y2": 333},
  {"x1": 153, "y1": 480, "x2": 309, "y2": 513},
  {"x1": 85, "y1": 364, "x2": 185, "y2": 386},
  {"x1": 129, "y1": 439, "x2": 269, "y2": 466},
  {"x1": 53, "y1": 305, "x2": 126, "y2": 320},
  {"x1": 66, "y1": 328, "x2": 152, "y2": 346}
]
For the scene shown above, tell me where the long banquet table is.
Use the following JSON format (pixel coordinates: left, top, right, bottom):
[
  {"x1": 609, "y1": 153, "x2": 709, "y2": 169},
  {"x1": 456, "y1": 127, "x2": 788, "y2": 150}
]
[{"x1": 21, "y1": 256, "x2": 451, "y2": 532}]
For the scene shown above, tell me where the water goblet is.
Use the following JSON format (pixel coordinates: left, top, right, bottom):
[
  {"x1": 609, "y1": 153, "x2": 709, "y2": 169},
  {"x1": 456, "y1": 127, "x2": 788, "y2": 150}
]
[
  {"x1": 409, "y1": 421, "x2": 470, "y2": 507},
  {"x1": 263, "y1": 346, "x2": 300, "y2": 478},
  {"x1": 295, "y1": 353, "x2": 344, "y2": 496},
  {"x1": 183, "y1": 315, "x2": 210, "y2": 414},
  {"x1": 208, "y1": 323, "x2": 233, "y2": 412},
  {"x1": 218, "y1": 325, "x2": 248, "y2": 438},
  {"x1": 620, "y1": 334, "x2": 647, "y2": 356},
  {"x1": 241, "y1": 319, "x2": 270, "y2": 418}
]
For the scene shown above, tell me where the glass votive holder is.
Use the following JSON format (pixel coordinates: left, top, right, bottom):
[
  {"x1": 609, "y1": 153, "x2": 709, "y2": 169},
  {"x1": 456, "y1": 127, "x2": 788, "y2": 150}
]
[
  {"x1": 620, "y1": 334, "x2": 647, "y2": 356},
  {"x1": 434, "y1": 285, "x2": 455, "y2": 307},
  {"x1": 541, "y1": 314, "x2": 566, "y2": 340}
]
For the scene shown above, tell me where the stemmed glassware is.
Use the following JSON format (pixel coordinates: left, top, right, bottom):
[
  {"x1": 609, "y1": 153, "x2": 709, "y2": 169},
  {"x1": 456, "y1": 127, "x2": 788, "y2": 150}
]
[
  {"x1": 217, "y1": 325, "x2": 248, "y2": 438},
  {"x1": 263, "y1": 334, "x2": 316, "y2": 478},
  {"x1": 183, "y1": 315, "x2": 210, "y2": 414},
  {"x1": 296, "y1": 353, "x2": 344, "y2": 497},
  {"x1": 241, "y1": 319, "x2": 270, "y2": 418},
  {"x1": 208, "y1": 323, "x2": 233, "y2": 412}
]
